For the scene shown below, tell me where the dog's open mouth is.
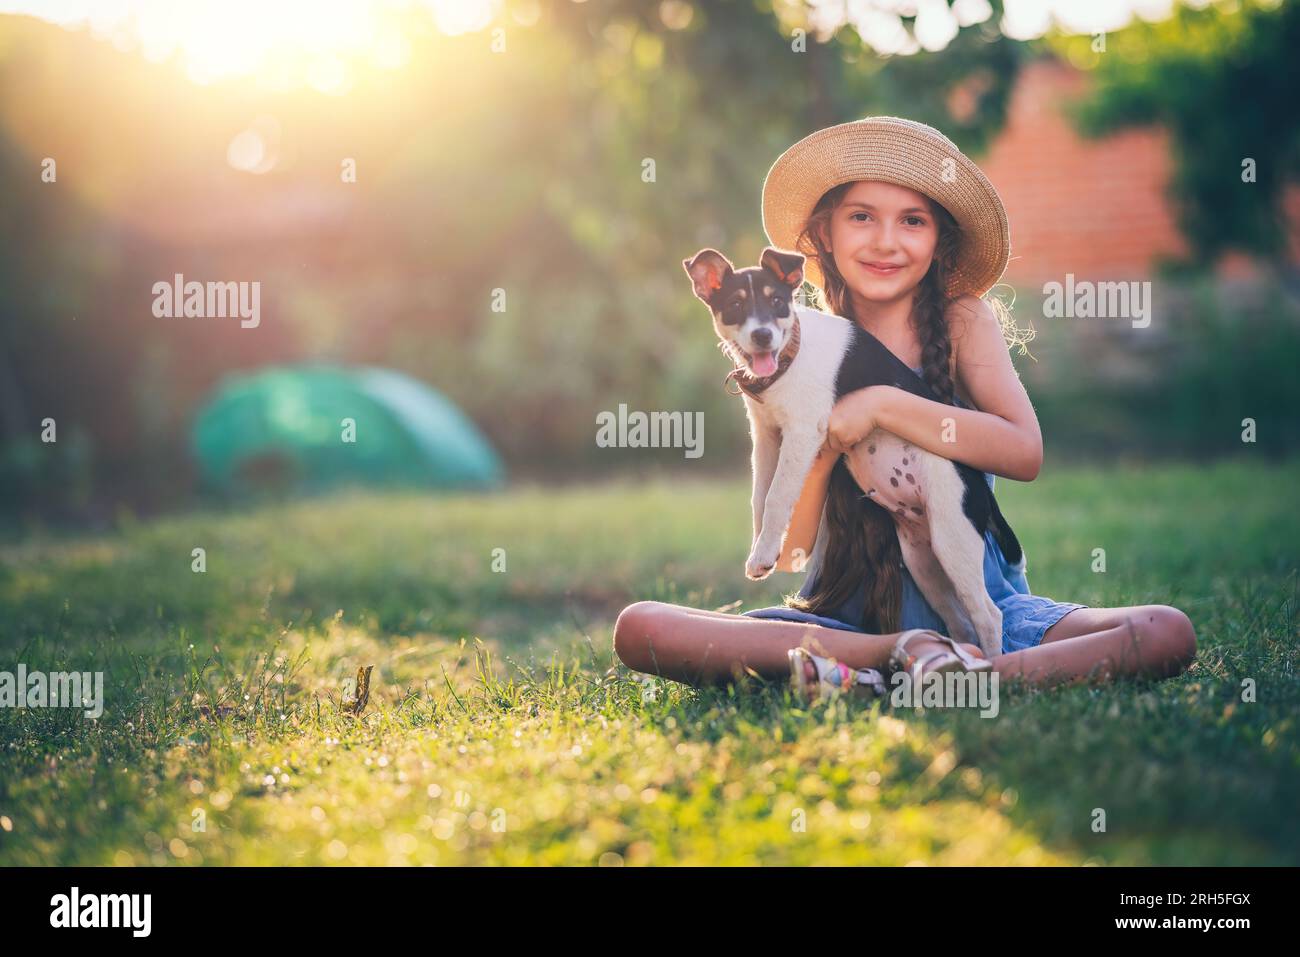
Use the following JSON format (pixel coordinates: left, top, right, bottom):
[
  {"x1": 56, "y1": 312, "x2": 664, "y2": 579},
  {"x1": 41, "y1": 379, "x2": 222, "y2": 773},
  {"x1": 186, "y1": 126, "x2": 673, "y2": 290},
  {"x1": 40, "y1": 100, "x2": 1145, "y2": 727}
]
[{"x1": 749, "y1": 350, "x2": 778, "y2": 377}]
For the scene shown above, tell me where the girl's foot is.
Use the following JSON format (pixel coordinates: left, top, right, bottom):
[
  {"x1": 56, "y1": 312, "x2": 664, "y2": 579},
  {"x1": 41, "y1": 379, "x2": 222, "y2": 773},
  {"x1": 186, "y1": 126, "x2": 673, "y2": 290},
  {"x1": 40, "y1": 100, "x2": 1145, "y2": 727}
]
[
  {"x1": 888, "y1": 629, "x2": 992, "y2": 682},
  {"x1": 788, "y1": 647, "x2": 886, "y2": 703}
]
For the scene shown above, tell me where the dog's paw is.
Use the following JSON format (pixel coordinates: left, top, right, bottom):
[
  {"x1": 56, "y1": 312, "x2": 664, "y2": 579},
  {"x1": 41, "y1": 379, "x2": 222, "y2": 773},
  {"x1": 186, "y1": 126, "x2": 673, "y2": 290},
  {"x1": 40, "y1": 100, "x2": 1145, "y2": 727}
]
[{"x1": 745, "y1": 546, "x2": 779, "y2": 581}]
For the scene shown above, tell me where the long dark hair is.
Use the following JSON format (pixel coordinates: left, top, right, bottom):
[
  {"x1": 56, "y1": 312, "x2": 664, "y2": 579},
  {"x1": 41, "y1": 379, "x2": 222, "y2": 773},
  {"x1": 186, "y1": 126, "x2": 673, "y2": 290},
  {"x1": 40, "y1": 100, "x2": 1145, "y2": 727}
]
[{"x1": 781, "y1": 182, "x2": 1000, "y2": 632}]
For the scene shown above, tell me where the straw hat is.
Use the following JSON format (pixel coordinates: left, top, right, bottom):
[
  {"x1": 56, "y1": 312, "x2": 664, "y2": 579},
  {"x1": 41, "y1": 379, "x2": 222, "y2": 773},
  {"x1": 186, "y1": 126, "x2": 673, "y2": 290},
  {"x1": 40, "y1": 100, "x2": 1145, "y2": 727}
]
[{"x1": 761, "y1": 116, "x2": 1010, "y2": 298}]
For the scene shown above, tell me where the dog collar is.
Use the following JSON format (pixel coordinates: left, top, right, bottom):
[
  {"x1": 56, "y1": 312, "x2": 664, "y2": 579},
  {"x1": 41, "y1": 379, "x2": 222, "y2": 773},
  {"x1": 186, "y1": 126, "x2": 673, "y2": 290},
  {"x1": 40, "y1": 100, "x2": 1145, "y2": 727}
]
[{"x1": 723, "y1": 316, "x2": 801, "y2": 403}]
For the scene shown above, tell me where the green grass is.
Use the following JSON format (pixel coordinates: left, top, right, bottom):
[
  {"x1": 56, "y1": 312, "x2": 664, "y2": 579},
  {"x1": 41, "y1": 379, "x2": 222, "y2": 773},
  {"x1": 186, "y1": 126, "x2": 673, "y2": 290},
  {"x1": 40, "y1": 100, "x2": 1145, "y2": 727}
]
[{"x1": 0, "y1": 457, "x2": 1297, "y2": 865}]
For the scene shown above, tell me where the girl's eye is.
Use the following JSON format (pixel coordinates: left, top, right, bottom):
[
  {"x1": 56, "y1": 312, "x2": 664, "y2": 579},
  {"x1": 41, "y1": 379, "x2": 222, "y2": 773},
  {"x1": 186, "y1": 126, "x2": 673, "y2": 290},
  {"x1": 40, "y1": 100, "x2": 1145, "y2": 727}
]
[{"x1": 849, "y1": 211, "x2": 926, "y2": 226}]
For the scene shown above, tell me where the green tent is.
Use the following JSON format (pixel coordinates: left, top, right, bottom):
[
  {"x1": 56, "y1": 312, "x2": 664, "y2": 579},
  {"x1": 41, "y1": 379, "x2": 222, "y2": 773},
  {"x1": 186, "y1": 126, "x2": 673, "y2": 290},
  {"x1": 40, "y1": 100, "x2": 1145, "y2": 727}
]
[{"x1": 191, "y1": 365, "x2": 504, "y2": 496}]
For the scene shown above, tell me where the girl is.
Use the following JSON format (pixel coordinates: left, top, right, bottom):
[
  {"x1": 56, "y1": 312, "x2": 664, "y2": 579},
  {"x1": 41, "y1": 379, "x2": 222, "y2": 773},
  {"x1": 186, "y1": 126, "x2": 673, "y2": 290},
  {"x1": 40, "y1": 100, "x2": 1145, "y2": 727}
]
[{"x1": 614, "y1": 117, "x2": 1196, "y2": 701}]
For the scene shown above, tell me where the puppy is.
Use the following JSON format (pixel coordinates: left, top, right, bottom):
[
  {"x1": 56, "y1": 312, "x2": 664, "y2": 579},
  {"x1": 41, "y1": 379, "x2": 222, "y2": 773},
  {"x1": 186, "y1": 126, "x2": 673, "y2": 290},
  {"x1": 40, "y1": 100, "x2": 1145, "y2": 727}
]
[{"x1": 683, "y1": 246, "x2": 1023, "y2": 658}]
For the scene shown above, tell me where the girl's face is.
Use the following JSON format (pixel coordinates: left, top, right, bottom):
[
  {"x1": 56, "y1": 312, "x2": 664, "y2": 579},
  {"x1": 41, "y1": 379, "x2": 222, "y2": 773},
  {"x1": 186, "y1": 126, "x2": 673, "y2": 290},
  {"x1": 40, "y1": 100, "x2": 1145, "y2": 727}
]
[{"x1": 824, "y1": 180, "x2": 938, "y2": 307}]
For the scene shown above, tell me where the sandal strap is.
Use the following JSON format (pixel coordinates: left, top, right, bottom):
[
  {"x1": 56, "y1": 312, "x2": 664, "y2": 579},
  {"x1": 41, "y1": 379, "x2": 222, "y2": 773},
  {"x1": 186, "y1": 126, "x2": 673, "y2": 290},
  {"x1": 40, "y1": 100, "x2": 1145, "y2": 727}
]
[
  {"x1": 818, "y1": 656, "x2": 885, "y2": 696},
  {"x1": 891, "y1": 629, "x2": 992, "y2": 675},
  {"x1": 814, "y1": 655, "x2": 852, "y2": 690},
  {"x1": 790, "y1": 648, "x2": 885, "y2": 699},
  {"x1": 854, "y1": 666, "x2": 887, "y2": 696}
]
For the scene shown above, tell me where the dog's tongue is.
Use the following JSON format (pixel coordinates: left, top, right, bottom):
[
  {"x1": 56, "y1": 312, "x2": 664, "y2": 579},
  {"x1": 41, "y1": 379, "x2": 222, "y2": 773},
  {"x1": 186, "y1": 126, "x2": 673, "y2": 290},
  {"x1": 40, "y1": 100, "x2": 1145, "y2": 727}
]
[{"x1": 751, "y1": 350, "x2": 778, "y2": 377}]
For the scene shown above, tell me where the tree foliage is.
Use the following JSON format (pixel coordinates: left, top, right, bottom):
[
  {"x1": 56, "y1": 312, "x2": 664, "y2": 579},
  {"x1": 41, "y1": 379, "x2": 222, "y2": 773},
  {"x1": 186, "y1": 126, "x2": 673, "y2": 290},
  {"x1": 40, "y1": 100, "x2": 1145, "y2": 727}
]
[{"x1": 1055, "y1": 0, "x2": 1300, "y2": 268}]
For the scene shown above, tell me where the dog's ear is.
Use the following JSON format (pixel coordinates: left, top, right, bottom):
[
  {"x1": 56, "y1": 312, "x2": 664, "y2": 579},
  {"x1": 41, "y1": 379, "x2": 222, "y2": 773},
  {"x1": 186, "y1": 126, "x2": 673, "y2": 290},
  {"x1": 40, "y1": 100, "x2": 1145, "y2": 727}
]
[
  {"x1": 683, "y1": 248, "x2": 734, "y2": 303},
  {"x1": 760, "y1": 247, "x2": 805, "y2": 289}
]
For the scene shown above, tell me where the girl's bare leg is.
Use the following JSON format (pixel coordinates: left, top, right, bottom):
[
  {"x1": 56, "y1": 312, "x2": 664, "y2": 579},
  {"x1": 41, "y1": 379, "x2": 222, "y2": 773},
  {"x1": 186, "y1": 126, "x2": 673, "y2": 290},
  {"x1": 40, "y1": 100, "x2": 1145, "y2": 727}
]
[
  {"x1": 613, "y1": 600, "x2": 955, "y2": 688},
  {"x1": 615, "y1": 601, "x2": 1196, "y2": 692},
  {"x1": 990, "y1": 605, "x2": 1197, "y2": 689}
]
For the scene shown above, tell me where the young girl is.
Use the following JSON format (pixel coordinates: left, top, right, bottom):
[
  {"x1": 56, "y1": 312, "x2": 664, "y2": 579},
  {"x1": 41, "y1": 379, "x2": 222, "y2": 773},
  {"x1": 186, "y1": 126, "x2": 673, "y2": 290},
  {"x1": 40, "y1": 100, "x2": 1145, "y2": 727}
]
[{"x1": 614, "y1": 117, "x2": 1197, "y2": 700}]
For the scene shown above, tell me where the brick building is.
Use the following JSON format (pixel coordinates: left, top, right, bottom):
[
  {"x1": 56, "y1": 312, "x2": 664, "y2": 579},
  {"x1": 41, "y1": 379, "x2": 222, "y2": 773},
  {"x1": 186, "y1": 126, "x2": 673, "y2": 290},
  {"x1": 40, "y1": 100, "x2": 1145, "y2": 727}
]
[{"x1": 976, "y1": 58, "x2": 1300, "y2": 291}]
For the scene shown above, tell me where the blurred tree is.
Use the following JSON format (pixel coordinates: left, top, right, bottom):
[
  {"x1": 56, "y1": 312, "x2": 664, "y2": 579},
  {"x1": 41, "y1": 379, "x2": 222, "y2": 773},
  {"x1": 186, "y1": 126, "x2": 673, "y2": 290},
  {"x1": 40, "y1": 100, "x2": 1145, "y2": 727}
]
[
  {"x1": 0, "y1": 122, "x2": 99, "y2": 515},
  {"x1": 1054, "y1": 0, "x2": 1300, "y2": 273}
]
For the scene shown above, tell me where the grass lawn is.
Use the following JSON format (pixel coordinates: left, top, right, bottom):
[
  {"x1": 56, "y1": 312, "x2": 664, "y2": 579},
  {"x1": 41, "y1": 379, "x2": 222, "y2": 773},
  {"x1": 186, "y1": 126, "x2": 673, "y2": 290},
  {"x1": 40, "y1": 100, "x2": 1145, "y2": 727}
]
[{"x1": 0, "y1": 457, "x2": 1297, "y2": 865}]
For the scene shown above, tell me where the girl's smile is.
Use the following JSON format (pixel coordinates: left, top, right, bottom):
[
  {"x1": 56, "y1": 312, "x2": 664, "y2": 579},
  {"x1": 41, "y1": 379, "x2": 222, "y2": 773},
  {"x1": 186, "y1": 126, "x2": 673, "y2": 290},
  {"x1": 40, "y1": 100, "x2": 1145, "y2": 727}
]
[{"x1": 856, "y1": 260, "x2": 905, "y2": 275}]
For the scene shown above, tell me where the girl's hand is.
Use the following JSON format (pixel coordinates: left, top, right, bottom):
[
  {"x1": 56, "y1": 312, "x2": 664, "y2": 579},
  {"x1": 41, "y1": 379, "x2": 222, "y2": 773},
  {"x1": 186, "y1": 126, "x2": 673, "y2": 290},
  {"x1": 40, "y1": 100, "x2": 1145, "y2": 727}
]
[{"x1": 825, "y1": 386, "x2": 886, "y2": 454}]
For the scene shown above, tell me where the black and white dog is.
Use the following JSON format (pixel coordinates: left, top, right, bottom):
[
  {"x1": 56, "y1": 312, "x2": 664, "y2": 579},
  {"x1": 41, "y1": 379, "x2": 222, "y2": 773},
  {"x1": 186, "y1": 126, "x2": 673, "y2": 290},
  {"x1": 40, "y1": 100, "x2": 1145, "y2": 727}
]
[{"x1": 683, "y1": 246, "x2": 1023, "y2": 658}]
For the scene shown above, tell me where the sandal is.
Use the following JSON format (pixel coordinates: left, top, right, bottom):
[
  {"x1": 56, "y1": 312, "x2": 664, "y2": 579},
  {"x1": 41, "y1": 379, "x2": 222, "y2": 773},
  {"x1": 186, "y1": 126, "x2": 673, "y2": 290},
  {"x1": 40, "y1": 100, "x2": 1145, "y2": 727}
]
[
  {"x1": 888, "y1": 629, "x2": 993, "y2": 685},
  {"x1": 788, "y1": 647, "x2": 887, "y2": 703}
]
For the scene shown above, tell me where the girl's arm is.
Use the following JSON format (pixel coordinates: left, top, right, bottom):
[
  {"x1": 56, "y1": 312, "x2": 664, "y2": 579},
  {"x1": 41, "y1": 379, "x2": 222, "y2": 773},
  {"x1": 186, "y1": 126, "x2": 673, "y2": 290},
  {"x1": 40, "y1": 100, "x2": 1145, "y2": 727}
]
[
  {"x1": 773, "y1": 444, "x2": 839, "y2": 573},
  {"x1": 828, "y1": 297, "x2": 1044, "y2": 481}
]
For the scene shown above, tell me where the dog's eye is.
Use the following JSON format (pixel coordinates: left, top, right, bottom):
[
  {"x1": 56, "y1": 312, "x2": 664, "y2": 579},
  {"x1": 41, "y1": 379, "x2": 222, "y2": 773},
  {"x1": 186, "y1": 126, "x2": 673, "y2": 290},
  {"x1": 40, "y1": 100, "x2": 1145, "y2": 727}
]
[{"x1": 771, "y1": 295, "x2": 783, "y2": 307}]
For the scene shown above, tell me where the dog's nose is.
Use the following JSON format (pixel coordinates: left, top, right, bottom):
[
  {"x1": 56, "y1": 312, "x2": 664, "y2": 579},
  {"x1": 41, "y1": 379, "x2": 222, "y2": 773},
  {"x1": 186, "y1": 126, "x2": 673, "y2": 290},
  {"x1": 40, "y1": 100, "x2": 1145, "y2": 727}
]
[{"x1": 751, "y1": 327, "x2": 773, "y2": 349}]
